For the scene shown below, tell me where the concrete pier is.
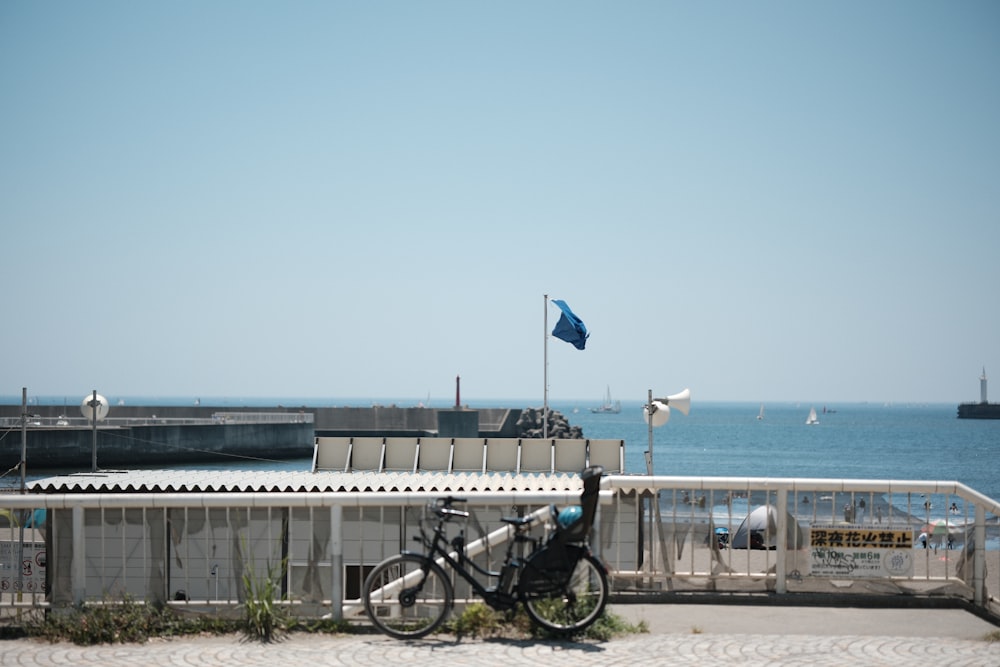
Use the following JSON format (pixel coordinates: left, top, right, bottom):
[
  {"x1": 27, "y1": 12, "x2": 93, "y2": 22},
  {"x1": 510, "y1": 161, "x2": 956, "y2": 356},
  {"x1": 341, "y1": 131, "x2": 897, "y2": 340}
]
[
  {"x1": 0, "y1": 404, "x2": 531, "y2": 470},
  {"x1": 0, "y1": 420, "x2": 315, "y2": 470},
  {"x1": 0, "y1": 404, "x2": 527, "y2": 437}
]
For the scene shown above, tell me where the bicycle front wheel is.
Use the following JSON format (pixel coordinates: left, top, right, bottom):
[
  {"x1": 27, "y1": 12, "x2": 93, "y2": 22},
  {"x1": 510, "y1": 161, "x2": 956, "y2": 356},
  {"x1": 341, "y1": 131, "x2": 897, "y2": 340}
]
[
  {"x1": 362, "y1": 553, "x2": 453, "y2": 639},
  {"x1": 521, "y1": 552, "x2": 608, "y2": 635}
]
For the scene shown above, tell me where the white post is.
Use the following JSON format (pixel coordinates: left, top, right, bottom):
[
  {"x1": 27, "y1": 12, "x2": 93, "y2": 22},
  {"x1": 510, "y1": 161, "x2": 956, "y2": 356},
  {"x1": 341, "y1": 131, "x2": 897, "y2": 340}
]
[
  {"x1": 73, "y1": 505, "x2": 86, "y2": 605},
  {"x1": 329, "y1": 505, "x2": 343, "y2": 620},
  {"x1": 776, "y1": 490, "x2": 788, "y2": 594},
  {"x1": 974, "y1": 504, "x2": 986, "y2": 606}
]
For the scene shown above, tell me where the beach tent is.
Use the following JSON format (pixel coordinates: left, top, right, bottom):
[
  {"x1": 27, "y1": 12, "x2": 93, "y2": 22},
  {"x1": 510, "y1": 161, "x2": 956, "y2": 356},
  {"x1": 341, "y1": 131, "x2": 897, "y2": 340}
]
[{"x1": 730, "y1": 505, "x2": 806, "y2": 550}]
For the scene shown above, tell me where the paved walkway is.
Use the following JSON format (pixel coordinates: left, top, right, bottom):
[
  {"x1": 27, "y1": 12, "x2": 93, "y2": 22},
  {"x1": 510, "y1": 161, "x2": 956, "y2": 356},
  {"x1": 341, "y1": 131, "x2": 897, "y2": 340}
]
[{"x1": 1, "y1": 604, "x2": 998, "y2": 666}]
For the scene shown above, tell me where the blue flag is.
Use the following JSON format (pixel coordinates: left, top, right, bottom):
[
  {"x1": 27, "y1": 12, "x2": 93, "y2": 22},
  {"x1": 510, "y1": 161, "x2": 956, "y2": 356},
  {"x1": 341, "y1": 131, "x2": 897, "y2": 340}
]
[{"x1": 551, "y1": 299, "x2": 589, "y2": 350}]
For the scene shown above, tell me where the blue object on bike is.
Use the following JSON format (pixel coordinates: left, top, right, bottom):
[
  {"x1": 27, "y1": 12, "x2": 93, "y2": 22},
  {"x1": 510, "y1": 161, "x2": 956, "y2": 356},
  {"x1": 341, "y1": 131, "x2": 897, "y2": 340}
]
[{"x1": 557, "y1": 505, "x2": 583, "y2": 530}]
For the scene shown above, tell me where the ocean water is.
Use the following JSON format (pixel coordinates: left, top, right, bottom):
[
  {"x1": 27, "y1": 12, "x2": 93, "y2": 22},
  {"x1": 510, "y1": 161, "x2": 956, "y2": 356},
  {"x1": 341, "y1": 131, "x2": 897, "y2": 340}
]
[
  {"x1": 569, "y1": 401, "x2": 1000, "y2": 501},
  {"x1": 6, "y1": 396, "x2": 998, "y2": 502}
]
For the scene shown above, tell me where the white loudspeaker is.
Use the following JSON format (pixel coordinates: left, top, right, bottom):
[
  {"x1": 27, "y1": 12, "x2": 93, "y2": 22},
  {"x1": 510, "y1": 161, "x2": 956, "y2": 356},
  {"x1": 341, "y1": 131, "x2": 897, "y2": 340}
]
[
  {"x1": 642, "y1": 400, "x2": 671, "y2": 427},
  {"x1": 655, "y1": 388, "x2": 691, "y2": 416},
  {"x1": 80, "y1": 393, "x2": 109, "y2": 422}
]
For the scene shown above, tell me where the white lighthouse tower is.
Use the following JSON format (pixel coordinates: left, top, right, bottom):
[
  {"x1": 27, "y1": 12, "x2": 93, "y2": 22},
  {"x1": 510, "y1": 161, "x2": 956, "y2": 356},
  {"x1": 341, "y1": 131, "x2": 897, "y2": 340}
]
[{"x1": 980, "y1": 367, "x2": 988, "y2": 404}]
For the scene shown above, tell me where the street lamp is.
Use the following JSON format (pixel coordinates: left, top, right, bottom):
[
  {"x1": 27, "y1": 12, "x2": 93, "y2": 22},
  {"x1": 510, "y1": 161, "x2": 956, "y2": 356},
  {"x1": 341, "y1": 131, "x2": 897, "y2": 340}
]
[{"x1": 81, "y1": 391, "x2": 109, "y2": 472}]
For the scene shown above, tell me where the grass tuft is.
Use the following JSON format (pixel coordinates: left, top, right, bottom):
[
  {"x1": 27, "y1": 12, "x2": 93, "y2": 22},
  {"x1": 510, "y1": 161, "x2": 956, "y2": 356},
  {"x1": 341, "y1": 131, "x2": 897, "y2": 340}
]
[
  {"x1": 240, "y1": 559, "x2": 292, "y2": 643},
  {"x1": 445, "y1": 603, "x2": 647, "y2": 642}
]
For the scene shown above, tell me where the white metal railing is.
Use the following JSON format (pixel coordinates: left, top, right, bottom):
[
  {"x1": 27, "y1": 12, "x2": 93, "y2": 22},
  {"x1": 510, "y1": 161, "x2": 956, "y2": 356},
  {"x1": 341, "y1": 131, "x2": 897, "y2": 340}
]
[
  {"x1": 0, "y1": 476, "x2": 997, "y2": 622},
  {"x1": 603, "y1": 476, "x2": 999, "y2": 612}
]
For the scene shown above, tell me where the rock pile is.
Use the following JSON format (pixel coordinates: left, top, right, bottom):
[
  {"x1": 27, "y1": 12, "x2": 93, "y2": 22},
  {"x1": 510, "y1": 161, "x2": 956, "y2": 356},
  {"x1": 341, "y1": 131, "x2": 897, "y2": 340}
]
[{"x1": 515, "y1": 407, "x2": 584, "y2": 439}]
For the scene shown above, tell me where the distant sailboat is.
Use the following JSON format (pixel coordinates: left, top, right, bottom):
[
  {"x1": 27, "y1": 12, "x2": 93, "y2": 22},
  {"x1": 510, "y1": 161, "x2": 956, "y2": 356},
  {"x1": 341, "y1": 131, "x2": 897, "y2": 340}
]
[
  {"x1": 757, "y1": 404, "x2": 765, "y2": 421},
  {"x1": 590, "y1": 386, "x2": 621, "y2": 414},
  {"x1": 806, "y1": 407, "x2": 819, "y2": 425}
]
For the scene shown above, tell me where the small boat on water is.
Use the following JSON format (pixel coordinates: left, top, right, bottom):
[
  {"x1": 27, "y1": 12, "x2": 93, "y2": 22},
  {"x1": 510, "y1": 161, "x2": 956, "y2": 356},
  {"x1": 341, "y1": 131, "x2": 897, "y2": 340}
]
[
  {"x1": 806, "y1": 407, "x2": 819, "y2": 425},
  {"x1": 590, "y1": 386, "x2": 621, "y2": 414},
  {"x1": 757, "y1": 403, "x2": 765, "y2": 421}
]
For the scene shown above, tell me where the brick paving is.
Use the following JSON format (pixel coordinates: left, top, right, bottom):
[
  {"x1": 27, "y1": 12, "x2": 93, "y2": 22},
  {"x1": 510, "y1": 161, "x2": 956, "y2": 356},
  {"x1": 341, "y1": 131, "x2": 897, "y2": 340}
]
[
  {"x1": 1, "y1": 604, "x2": 997, "y2": 667},
  {"x1": 2, "y1": 631, "x2": 998, "y2": 667}
]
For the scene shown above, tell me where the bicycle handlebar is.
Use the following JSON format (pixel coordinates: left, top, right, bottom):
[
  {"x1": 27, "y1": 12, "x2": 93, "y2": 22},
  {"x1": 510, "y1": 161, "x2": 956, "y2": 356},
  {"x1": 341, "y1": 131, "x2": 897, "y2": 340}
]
[{"x1": 432, "y1": 496, "x2": 470, "y2": 520}]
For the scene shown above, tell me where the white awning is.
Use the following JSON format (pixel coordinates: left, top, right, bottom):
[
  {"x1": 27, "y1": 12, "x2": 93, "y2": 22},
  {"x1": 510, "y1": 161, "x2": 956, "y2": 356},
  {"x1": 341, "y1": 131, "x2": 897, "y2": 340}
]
[{"x1": 28, "y1": 469, "x2": 585, "y2": 494}]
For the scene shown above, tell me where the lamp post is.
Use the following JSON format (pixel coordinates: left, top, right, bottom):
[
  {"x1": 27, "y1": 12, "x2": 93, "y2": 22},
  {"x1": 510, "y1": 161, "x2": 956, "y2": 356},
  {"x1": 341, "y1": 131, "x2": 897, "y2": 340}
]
[
  {"x1": 89, "y1": 390, "x2": 99, "y2": 472},
  {"x1": 82, "y1": 391, "x2": 108, "y2": 472}
]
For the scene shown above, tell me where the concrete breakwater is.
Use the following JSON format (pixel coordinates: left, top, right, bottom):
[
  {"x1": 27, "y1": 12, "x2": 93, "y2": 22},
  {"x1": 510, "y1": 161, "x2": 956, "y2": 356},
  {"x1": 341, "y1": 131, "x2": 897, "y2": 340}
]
[
  {"x1": 0, "y1": 404, "x2": 581, "y2": 471},
  {"x1": 1, "y1": 404, "x2": 522, "y2": 436},
  {"x1": 0, "y1": 421, "x2": 316, "y2": 471}
]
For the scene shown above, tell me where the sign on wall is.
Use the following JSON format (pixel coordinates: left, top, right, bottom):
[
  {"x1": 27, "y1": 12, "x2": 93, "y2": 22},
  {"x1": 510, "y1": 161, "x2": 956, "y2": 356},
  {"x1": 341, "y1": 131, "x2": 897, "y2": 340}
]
[
  {"x1": 808, "y1": 525, "x2": 913, "y2": 578},
  {"x1": 0, "y1": 540, "x2": 46, "y2": 593}
]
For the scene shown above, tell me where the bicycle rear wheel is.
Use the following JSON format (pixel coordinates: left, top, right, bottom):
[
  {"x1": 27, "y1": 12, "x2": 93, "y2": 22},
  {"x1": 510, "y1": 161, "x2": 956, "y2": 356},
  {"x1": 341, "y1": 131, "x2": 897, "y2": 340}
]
[
  {"x1": 521, "y1": 552, "x2": 608, "y2": 635},
  {"x1": 362, "y1": 553, "x2": 453, "y2": 639}
]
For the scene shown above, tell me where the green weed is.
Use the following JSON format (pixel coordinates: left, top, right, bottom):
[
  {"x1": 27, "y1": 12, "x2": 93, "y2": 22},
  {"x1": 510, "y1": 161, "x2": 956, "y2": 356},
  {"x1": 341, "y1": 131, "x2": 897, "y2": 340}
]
[{"x1": 240, "y1": 558, "x2": 292, "y2": 643}]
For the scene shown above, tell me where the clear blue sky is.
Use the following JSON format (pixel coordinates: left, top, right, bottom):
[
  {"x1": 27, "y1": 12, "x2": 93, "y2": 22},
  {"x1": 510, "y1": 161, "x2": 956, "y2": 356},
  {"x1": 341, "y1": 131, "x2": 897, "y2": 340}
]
[{"x1": 2, "y1": 1, "x2": 998, "y2": 406}]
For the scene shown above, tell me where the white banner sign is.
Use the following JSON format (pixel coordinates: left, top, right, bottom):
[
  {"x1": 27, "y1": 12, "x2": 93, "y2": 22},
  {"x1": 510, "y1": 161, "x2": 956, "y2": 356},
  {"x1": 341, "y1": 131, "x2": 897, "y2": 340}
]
[{"x1": 808, "y1": 525, "x2": 913, "y2": 578}]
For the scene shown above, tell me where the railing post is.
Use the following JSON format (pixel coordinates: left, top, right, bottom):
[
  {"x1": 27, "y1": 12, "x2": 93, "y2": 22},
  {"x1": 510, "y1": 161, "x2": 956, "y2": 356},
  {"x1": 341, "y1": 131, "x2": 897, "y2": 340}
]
[
  {"x1": 72, "y1": 505, "x2": 85, "y2": 606},
  {"x1": 776, "y1": 489, "x2": 788, "y2": 594},
  {"x1": 329, "y1": 504, "x2": 343, "y2": 620},
  {"x1": 974, "y1": 503, "x2": 986, "y2": 607}
]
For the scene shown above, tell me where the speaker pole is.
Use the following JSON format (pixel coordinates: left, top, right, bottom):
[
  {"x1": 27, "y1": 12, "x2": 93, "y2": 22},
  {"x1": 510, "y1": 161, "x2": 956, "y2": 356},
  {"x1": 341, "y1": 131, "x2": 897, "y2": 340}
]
[
  {"x1": 646, "y1": 389, "x2": 654, "y2": 475},
  {"x1": 647, "y1": 388, "x2": 673, "y2": 589}
]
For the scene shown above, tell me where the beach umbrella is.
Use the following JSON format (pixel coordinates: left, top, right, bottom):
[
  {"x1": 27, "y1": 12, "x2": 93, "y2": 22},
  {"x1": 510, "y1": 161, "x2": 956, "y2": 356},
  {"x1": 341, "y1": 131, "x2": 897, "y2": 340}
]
[{"x1": 923, "y1": 519, "x2": 961, "y2": 536}]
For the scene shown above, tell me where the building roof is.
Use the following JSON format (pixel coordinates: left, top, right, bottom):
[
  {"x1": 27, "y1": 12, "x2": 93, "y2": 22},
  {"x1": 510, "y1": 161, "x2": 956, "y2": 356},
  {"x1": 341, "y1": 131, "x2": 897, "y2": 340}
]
[{"x1": 27, "y1": 469, "x2": 585, "y2": 494}]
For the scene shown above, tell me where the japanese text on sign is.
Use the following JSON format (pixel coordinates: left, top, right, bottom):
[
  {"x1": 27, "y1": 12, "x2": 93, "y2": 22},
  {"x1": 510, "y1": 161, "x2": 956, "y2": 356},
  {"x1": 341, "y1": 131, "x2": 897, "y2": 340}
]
[
  {"x1": 808, "y1": 525, "x2": 913, "y2": 578},
  {"x1": 810, "y1": 527, "x2": 912, "y2": 549}
]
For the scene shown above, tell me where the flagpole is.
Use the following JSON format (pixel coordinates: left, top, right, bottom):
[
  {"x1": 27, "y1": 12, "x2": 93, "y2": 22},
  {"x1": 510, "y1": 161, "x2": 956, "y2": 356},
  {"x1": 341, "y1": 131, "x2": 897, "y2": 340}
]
[{"x1": 543, "y1": 293, "x2": 549, "y2": 439}]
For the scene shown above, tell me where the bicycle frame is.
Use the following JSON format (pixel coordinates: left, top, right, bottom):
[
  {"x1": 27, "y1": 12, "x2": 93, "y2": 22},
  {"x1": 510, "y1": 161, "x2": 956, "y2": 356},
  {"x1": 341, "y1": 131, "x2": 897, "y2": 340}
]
[{"x1": 405, "y1": 502, "x2": 540, "y2": 611}]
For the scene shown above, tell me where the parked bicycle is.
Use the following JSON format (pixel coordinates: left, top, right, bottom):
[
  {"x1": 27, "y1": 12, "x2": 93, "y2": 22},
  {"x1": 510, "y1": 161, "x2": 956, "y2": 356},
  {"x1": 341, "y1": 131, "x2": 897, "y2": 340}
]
[{"x1": 362, "y1": 465, "x2": 608, "y2": 639}]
